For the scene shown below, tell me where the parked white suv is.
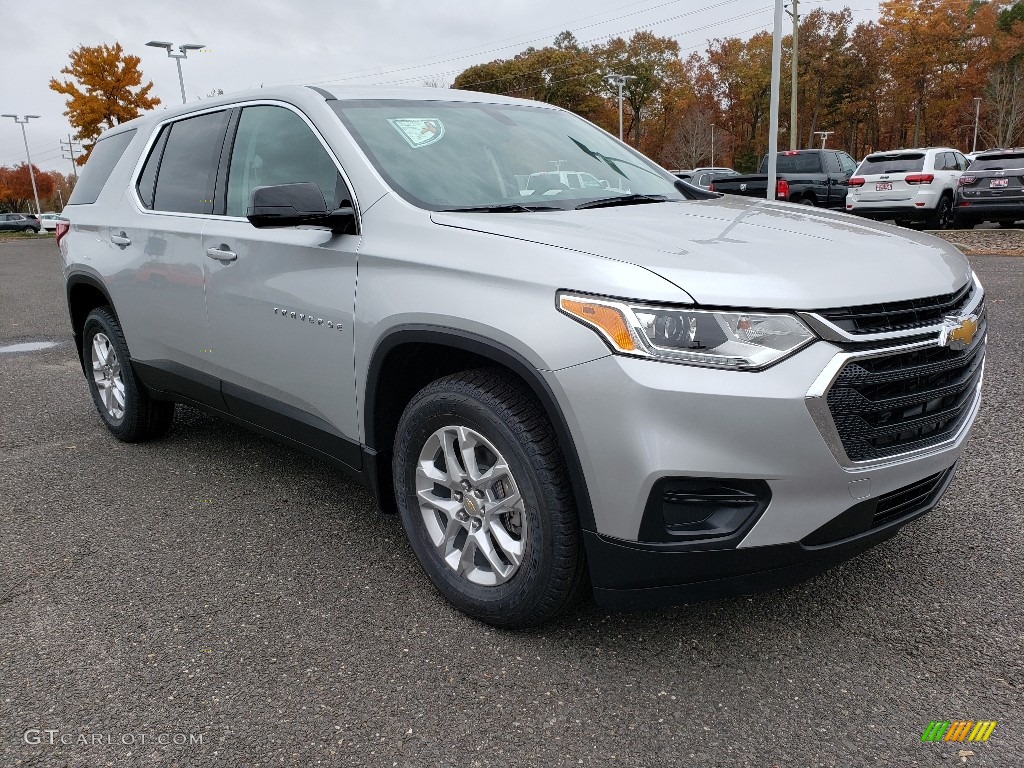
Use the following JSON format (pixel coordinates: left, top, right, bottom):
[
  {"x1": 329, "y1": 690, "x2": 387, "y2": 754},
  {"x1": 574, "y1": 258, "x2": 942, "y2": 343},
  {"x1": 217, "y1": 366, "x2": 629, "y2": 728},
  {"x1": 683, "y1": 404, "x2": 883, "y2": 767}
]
[{"x1": 845, "y1": 147, "x2": 968, "y2": 229}]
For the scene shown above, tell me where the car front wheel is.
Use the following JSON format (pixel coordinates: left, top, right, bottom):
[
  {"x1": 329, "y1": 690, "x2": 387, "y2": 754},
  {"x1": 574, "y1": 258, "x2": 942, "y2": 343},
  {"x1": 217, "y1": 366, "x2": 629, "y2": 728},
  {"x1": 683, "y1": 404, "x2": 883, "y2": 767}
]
[
  {"x1": 393, "y1": 369, "x2": 586, "y2": 628},
  {"x1": 82, "y1": 307, "x2": 174, "y2": 442}
]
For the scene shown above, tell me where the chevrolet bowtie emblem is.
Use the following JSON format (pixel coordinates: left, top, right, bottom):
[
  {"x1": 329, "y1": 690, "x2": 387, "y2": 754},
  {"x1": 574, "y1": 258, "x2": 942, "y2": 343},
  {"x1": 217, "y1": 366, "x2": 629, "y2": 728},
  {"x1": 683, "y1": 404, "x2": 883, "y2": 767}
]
[{"x1": 938, "y1": 314, "x2": 978, "y2": 350}]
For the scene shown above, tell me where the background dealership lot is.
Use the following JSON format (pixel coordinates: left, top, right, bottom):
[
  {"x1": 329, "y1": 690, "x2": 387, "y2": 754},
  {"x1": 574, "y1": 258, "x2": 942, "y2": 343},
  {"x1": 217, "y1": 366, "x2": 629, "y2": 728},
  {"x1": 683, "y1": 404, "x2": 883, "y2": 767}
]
[{"x1": 1, "y1": 237, "x2": 1021, "y2": 765}]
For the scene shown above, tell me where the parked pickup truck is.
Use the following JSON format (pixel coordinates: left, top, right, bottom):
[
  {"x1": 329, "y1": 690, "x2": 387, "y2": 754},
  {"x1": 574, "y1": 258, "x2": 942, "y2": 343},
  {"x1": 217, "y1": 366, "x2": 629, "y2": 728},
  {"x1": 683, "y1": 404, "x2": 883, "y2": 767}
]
[{"x1": 711, "y1": 149, "x2": 859, "y2": 208}]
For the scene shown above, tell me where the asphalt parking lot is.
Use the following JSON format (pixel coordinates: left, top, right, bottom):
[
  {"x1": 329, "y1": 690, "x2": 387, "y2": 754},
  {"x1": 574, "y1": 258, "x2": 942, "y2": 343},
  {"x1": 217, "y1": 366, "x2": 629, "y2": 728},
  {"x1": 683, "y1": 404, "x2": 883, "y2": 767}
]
[{"x1": 1, "y1": 236, "x2": 1021, "y2": 767}]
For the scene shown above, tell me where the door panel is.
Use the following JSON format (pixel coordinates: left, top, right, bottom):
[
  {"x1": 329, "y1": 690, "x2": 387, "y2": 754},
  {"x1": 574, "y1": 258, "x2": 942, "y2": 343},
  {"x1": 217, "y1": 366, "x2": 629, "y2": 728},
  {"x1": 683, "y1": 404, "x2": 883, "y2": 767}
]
[
  {"x1": 201, "y1": 103, "x2": 361, "y2": 451},
  {"x1": 201, "y1": 223, "x2": 360, "y2": 450}
]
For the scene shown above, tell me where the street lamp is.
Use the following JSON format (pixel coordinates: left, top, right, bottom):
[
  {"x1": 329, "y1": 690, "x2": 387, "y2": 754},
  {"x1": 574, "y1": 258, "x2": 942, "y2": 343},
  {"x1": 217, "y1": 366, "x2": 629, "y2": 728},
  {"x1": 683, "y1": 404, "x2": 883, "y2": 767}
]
[
  {"x1": 146, "y1": 41, "x2": 206, "y2": 104},
  {"x1": 972, "y1": 97, "x2": 982, "y2": 153},
  {"x1": 2, "y1": 114, "x2": 42, "y2": 216},
  {"x1": 814, "y1": 130, "x2": 834, "y2": 149},
  {"x1": 604, "y1": 73, "x2": 637, "y2": 141},
  {"x1": 711, "y1": 124, "x2": 716, "y2": 168}
]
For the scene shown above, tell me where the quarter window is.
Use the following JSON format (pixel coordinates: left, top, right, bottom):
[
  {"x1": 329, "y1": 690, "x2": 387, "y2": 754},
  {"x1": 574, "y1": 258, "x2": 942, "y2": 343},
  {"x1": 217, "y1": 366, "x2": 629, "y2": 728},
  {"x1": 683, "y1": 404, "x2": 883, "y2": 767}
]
[
  {"x1": 225, "y1": 105, "x2": 346, "y2": 218},
  {"x1": 151, "y1": 110, "x2": 229, "y2": 215},
  {"x1": 67, "y1": 129, "x2": 137, "y2": 205},
  {"x1": 136, "y1": 126, "x2": 170, "y2": 210}
]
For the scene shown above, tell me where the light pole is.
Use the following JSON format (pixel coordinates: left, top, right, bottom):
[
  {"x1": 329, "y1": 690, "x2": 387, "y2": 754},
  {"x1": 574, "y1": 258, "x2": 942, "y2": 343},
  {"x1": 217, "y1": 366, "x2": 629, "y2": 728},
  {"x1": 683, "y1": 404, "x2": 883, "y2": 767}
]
[
  {"x1": 711, "y1": 123, "x2": 716, "y2": 168},
  {"x1": 786, "y1": 0, "x2": 799, "y2": 150},
  {"x1": 766, "y1": 0, "x2": 785, "y2": 201},
  {"x1": 814, "y1": 130, "x2": 834, "y2": 149},
  {"x1": 972, "y1": 97, "x2": 982, "y2": 153},
  {"x1": 604, "y1": 73, "x2": 637, "y2": 141},
  {"x1": 146, "y1": 41, "x2": 206, "y2": 104},
  {"x1": 2, "y1": 114, "x2": 42, "y2": 216}
]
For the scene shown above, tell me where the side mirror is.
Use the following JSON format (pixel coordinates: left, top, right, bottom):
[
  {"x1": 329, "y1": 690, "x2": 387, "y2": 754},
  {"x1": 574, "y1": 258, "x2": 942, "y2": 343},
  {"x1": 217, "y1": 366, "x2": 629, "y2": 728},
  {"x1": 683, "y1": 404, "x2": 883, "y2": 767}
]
[{"x1": 246, "y1": 182, "x2": 356, "y2": 234}]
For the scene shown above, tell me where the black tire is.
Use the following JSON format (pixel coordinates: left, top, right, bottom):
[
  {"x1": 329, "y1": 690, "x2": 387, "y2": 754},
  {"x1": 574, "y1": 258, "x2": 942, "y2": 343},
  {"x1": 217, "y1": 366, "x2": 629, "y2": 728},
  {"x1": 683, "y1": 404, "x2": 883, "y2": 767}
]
[
  {"x1": 393, "y1": 369, "x2": 587, "y2": 628},
  {"x1": 799, "y1": 196, "x2": 816, "y2": 206},
  {"x1": 999, "y1": 221, "x2": 1017, "y2": 229},
  {"x1": 81, "y1": 307, "x2": 174, "y2": 442},
  {"x1": 953, "y1": 215, "x2": 975, "y2": 230},
  {"x1": 925, "y1": 194, "x2": 954, "y2": 230},
  {"x1": 21, "y1": 226, "x2": 36, "y2": 233}
]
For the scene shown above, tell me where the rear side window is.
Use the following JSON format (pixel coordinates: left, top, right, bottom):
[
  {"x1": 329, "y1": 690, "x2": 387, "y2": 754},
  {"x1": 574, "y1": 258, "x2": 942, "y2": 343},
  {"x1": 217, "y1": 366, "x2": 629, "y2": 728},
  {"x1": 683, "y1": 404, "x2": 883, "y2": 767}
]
[
  {"x1": 857, "y1": 153, "x2": 925, "y2": 174},
  {"x1": 66, "y1": 129, "x2": 136, "y2": 205},
  {"x1": 761, "y1": 153, "x2": 823, "y2": 174},
  {"x1": 970, "y1": 152, "x2": 1024, "y2": 171},
  {"x1": 152, "y1": 110, "x2": 229, "y2": 215},
  {"x1": 225, "y1": 105, "x2": 345, "y2": 217}
]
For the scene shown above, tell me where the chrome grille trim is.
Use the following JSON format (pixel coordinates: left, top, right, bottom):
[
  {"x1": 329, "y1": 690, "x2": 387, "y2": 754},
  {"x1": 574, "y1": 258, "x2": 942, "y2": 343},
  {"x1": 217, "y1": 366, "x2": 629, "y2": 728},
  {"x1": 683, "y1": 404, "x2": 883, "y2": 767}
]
[{"x1": 800, "y1": 279, "x2": 983, "y2": 344}]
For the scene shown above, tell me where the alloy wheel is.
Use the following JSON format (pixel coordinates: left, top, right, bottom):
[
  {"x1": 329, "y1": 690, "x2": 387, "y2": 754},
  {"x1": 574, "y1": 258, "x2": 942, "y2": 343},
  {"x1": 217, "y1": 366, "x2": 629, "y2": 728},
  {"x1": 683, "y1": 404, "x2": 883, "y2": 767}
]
[
  {"x1": 90, "y1": 332, "x2": 126, "y2": 420},
  {"x1": 414, "y1": 425, "x2": 528, "y2": 586}
]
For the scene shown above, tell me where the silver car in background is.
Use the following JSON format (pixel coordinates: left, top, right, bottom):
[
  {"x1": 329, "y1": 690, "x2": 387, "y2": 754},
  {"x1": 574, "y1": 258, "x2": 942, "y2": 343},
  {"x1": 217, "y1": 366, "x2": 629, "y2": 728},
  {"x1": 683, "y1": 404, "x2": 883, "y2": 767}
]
[{"x1": 58, "y1": 86, "x2": 985, "y2": 627}]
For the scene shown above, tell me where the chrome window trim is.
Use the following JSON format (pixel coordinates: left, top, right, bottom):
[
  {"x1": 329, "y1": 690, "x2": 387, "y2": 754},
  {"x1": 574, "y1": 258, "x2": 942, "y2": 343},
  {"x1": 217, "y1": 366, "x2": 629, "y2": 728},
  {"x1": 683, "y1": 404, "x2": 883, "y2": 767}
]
[
  {"x1": 798, "y1": 280, "x2": 982, "y2": 344},
  {"x1": 127, "y1": 99, "x2": 362, "y2": 232},
  {"x1": 805, "y1": 335, "x2": 985, "y2": 471}
]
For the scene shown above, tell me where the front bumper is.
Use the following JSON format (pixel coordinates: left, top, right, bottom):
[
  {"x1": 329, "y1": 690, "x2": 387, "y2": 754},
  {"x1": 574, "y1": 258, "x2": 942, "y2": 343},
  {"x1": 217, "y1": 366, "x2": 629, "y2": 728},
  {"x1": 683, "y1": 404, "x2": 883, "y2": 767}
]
[
  {"x1": 586, "y1": 464, "x2": 956, "y2": 609},
  {"x1": 548, "y1": 334, "x2": 980, "y2": 606}
]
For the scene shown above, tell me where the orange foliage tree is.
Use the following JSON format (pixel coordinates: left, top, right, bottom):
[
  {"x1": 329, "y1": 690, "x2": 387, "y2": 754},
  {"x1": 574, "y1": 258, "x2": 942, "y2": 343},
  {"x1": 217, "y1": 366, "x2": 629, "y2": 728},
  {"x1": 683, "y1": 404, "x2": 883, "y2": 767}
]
[
  {"x1": 49, "y1": 43, "x2": 160, "y2": 163},
  {"x1": 0, "y1": 164, "x2": 55, "y2": 212}
]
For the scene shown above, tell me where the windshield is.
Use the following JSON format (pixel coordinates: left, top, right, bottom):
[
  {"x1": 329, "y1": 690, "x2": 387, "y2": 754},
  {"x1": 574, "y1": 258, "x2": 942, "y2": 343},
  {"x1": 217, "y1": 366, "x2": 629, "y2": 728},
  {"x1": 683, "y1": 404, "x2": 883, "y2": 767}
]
[
  {"x1": 857, "y1": 153, "x2": 925, "y2": 175},
  {"x1": 969, "y1": 152, "x2": 1024, "y2": 171},
  {"x1": 330, "y1": 99, "x2": 684, "y2": 210}
]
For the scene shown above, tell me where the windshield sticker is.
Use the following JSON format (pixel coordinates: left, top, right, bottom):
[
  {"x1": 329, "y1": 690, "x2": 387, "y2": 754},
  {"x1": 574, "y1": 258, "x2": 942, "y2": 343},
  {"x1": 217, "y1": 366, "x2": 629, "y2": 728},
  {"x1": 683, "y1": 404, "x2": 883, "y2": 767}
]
[{"x1": 388, "y1": 118, "x2": 445, "y2": 149}]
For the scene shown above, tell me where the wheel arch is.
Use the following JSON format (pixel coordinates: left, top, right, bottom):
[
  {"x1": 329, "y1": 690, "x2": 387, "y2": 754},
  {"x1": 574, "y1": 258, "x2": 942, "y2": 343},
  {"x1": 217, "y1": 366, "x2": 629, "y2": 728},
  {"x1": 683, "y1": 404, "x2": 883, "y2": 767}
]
[
  {"x1": 363, "y1": 325, "x2": 596, "y2": 531},
  {"x1": 67, "y1": 272, "x2": 117, "y2": 365}
]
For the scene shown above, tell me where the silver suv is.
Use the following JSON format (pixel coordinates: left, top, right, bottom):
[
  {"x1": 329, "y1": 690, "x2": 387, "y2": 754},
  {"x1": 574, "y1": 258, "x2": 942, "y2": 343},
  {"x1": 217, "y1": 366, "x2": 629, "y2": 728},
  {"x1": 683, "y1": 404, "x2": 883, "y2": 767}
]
[{"x1": 58, "y1": 86, "x2": 985, "y2": 627}]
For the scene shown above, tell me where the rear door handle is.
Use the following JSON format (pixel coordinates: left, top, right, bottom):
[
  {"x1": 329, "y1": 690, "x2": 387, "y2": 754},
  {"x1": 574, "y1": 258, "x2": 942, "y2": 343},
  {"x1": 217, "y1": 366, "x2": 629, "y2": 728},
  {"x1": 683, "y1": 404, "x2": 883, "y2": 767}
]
[
  {"x1": 110, "y1": 232, "x2": 131, "y2": 246},
  {"x1": 206, "y1": 246, "x2": 237, "y2": 262}
]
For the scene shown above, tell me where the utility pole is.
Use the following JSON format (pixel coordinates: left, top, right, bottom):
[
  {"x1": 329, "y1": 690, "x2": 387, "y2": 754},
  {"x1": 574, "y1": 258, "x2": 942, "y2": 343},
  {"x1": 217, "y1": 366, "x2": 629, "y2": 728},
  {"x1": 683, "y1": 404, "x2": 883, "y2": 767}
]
[
  {"x1": 2, "y1": 114, "x2": 42, "y2": 216},
  {"x1": 786, "y1": 0, "x2": 799, "y2": 150},
  {"x1": 61, "y1": 134, "x2": 82, "y2": 179},
  {"x1": 711, "y1": 124, "x2": 716, "y2": 168},
  {"x1": 814, "y1": 130, "x2": 834, "y2": 149},
  {"x1": 604, "y1": 73, "x2": 637, "y2": 142}
]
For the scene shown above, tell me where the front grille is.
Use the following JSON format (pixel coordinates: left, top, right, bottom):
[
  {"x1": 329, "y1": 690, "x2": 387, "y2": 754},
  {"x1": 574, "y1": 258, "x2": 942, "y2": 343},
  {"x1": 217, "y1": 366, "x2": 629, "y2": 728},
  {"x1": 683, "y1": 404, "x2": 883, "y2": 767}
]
[
  {"x1": 872, "y1": 470, "x2": 949, "y2": 527},
  {"x1": 825, "y1": 313, "x2": 985, "y2": 462},
  {"x1": 818, "y1": 282, "x2": 973, "y2": 335}
]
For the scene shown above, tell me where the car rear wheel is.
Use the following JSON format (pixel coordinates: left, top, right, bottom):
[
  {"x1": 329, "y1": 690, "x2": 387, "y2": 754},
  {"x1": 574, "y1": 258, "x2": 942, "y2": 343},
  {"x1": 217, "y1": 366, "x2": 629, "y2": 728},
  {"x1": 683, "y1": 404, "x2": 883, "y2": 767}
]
[
  {"x1": 393, "y1": 369, "x2": 587, "y2": 628},
  {"x1": 926, "y1": 195, "x2": 954, "y2": 230},
  {"x1": 21, "y1": 226, "x2": 36, "y2": 233},
  {"x1": 999, "y1": 221, "x2": 1018, "y2": 229},
  {"x1": 799, "y1": 196, "x2": 815, "y2": 206},
  {"x1": 82, "y1": 307, "x2": 174, "y2": 442}
]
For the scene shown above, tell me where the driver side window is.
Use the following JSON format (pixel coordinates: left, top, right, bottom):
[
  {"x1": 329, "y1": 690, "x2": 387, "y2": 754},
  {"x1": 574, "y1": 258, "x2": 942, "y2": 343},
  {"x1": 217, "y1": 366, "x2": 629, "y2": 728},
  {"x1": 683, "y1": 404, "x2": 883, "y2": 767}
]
[{"x1": 226, "y1": 105, "x2": 348, "y2": 218}]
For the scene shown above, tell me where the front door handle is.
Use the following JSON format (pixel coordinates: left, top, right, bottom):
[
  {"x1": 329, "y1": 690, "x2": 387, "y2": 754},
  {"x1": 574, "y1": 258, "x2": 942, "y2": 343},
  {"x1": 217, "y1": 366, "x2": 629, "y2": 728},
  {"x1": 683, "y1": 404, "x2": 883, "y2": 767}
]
[
  {"x1": 206, "y1": 246, "x2": 237, "y2": 262},
  {"x1": 110, "y1": 232, "x2": 131, "y2": 247}
]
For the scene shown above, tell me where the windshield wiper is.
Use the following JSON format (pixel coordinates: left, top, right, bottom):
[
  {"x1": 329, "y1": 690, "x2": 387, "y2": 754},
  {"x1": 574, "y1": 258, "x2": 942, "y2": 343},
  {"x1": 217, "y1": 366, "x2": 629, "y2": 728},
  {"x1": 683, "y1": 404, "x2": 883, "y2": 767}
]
[
  {"x1": 574, "y1": 194, "x2": 671, "y2": 210},
  {"x1": 439, "y1": 203, "x2": 562, "y2": 213}
]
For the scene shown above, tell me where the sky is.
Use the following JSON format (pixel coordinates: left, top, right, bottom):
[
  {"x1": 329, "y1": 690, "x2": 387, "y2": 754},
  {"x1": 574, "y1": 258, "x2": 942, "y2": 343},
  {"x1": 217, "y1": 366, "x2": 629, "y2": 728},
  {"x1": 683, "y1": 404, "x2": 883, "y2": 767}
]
[{"x1": 0, "y1": 0, "x2": 881, "y2": 175}]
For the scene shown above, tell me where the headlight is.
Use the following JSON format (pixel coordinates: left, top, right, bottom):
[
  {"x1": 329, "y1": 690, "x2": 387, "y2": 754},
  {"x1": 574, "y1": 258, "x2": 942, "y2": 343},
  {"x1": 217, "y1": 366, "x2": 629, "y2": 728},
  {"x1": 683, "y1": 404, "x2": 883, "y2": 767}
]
[{"x1": 559, "y1": 293, "x2": 816, "y2": 369}]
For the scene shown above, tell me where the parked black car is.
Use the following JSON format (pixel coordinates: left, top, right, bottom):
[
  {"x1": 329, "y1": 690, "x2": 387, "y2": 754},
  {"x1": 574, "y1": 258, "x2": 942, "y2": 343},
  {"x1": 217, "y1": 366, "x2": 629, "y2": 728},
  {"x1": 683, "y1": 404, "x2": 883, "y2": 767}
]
[
  {"x1": 954, "y1": 148, "x2": 1024, "y2": 228},
  {"x1": 0, "y1": 212, "x2": 41, "y2": 233},
  {"x1": 709, "y1": 149, "x2": 858, "y2": 208}
]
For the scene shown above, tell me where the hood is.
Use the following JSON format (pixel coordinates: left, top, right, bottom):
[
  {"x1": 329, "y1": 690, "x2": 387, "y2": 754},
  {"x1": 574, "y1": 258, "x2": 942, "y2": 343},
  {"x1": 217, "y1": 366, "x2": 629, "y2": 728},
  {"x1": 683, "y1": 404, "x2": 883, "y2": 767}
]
[{"x1": 431, "y1": 196, "x2": 972, "y2": 309}]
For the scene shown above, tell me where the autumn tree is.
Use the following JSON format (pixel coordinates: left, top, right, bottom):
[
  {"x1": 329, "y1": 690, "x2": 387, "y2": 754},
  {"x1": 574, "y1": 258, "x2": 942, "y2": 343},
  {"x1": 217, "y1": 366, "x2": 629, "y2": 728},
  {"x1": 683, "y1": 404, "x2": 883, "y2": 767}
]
[
  {"x1": 0, "y1": 164, "x2": 55, "y2": 212},
  {"x1": 453, "y1": 32, "x2": 605, "y2": 121},
  {"x1": 49, "y1": 43, "x2": 160, "y2": 163}
]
